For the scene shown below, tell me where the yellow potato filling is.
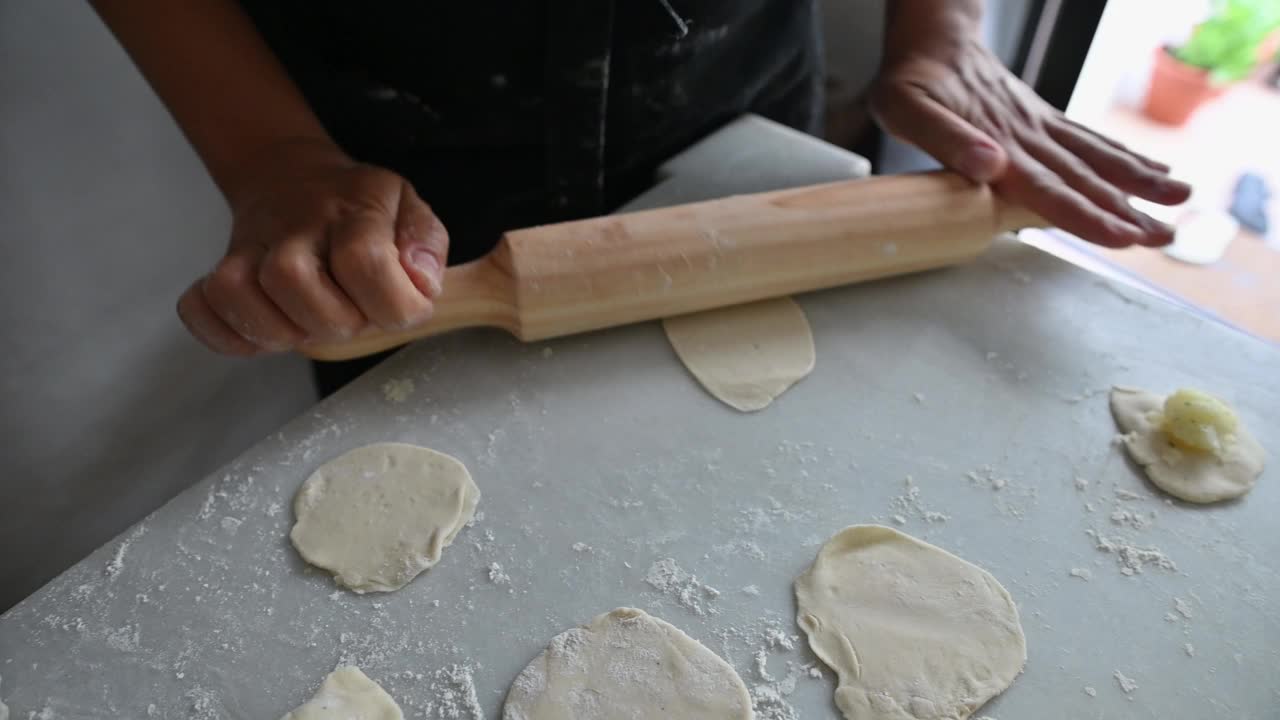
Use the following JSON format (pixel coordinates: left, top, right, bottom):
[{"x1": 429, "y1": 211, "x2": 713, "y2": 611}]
[{"x1": 1160, "y1": 388, "x2": 1238, "y2": 454}]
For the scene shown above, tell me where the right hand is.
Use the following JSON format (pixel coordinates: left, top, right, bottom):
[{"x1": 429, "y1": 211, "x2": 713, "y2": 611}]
[{"x1": 177, "y1": 139, "x2": 448, "y2": 355}]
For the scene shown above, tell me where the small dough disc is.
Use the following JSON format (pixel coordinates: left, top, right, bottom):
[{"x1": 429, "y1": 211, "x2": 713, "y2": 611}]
[
  {"x1": 290, "y1": 443, "x2": 479, "y2": 593},
  {"x1": 663, "y1": 296, "x2": 814, "y2": 412},
  {"x1": 503, "y1": 607, "x2": 752, "y2": 720},
  {"x1": 1110, "y1": 386, "x2": 1265, "y2": 503},
  {"x1": 795, "y1": 525, "x2": 1026, "y2": 720},
  {"x1": 280, "y1": 666, "x2": 403, "y2": 720}
]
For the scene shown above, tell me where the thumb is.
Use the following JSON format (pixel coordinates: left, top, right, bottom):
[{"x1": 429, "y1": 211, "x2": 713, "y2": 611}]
[
  {"x1": 876, "y1": 83, "x2": 1009, "y2": 183},
  {"x1": 394, "y1": 183, "x2": 450, "y2": 299}
]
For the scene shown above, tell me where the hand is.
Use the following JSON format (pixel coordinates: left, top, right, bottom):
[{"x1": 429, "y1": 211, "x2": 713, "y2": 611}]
[
  {"x1": 872, "y1": 37, "x2": 1192, "y2": 248},
  {"x1": 177, "y1": 139, "x2": 448, "y2": 355}
]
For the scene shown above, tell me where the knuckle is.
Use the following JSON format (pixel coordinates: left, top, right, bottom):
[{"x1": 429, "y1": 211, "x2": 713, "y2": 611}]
[
  {"x1": 205, "y1": 257, "x2": 256, "y2": 301},
  {"x1": 333, "y1": 236, "x2": 394, "y2": 279},
  {"x1": 259, "y1": 251, "x2": 312, "y2": 292}
]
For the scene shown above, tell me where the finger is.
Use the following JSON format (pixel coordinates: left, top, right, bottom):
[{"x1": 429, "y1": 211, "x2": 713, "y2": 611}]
[
  {"x1": 393, "y1": 182, "x2": 449, "y2": 299},
  {"x1": 329, "y1": 210, "x2": 435, "y2": 330},
  {"x1": 1019, "y1": 131, "x2": 1175, "y2": 247},
  {"x1": 1047, "y1": 120, "x2": 1191, "y2": 205},
  {"x1": 259, "y1": 238, "x2": 367, "y2": 341},
  {"x1": 1056, "y1": 117, "x2": 1172, "y2": 172},
  {"x1": 202, "y1": 251, "x2": 306, "y2": 351},
  {"x1": 176, "y1": 280, "x2": 261, "y2": 356},
  {"x1": 995, "y1": 149, "x2": 1148, "y2": 249},
  {"x1": 874, "y1": 82, "x2": 1009, "y2": 183}
]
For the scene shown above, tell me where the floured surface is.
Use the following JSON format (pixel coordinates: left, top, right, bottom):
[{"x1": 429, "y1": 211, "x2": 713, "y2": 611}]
[
  {"x1": 664, "y1": 297, "x2": 814, "y2": 412},
  {"x1": 1, "y1": 231, "x2": 1278, "y2": 717},
  {"x1": 290, "y1": 443, "x2": 479, "y2": 593},
  {"x1": 1110, "y1": 387, "x2": 1265, "y2": 503},
  {"x1": 281, "y1": 666, "x2": 402, "y2": 720},
  {"x1": 795, "y1": 525, "x2": 1025, "y2": 720},
  {"x1": 503, "y1": 607, "x2": 751, "y2": 719}
]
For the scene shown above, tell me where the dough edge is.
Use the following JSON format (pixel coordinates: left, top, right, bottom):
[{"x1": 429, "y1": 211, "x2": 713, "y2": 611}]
[
  {"x1": 663, "y1": 296, "x2": 815, "y2": 412},
  {"x1": 289, "y1": 442, "x2": 480, "y2": 593},
  {"x1": 502, "y1": 607, "x2": 753, "y2": 720},
  {"x1": 794, "y1": 524, "x2": 1027, "y2": 720}
]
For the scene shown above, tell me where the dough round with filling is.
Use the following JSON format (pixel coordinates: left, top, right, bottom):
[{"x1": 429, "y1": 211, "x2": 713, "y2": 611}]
[
  {"x1": 795, "y1": 525, "x2": 1026, "y2": 720},
  {"x1": 290, "y1": 443, "x2": 479, "y2": 593},
  {"x1": 280, "y1": 666, "x2": 402, "y2": 720},
  {"x1": 663, "y1": 296, "x2": 814, "y2": 412},
  {"x1": 503, "y1": 607, "x2": 752, "y2": 720},
  {"x1": 1110, "y1": 387, "x2": 1265, "y2": 503}
]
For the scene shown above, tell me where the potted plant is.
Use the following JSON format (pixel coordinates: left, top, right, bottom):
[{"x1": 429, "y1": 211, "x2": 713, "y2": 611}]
[{"x1": 1143, "y1": 0, "x2": 1280, "y2": 125}]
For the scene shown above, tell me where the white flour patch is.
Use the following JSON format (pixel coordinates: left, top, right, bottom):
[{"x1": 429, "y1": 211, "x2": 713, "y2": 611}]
[
  {"x1": 1173, "y1": 597, "x2": 1194, "y2": 619},
  {"x1": 1184, "y1": 643, "x2": 1195, "y2": 657},
  {"x1": 487, "y1": 562, "x2": 510, "y2": 586},
  {"x1": 104, "y1": 525, "x2": 146, "y2": 579},
  {"x1": 888, "y1": 476, "x2": 950, "y2": 524},
  {"x1": 1069, "y1": 567, "x2": 1093, "y2": 581},
  {"x1": 1074, "y1": 476, "x2": 1090, "y2": 491},
  {"x1": 742, "y1": 585, "x2": 761, "y2": 597},
  {"x1": 749, "y1": 661, "x2": 810, "y2": 720},
  {"x1": 644, "y1": 558, "x2": 720, "y2": 616},
  {"x1": 1113, "y1": 670, "x2": 1139, "y2": 694},
  {"x1": 571, "y1": 542, "x2": 593, "y2": 554},
  {"x1": 1110, "y1": 508, "x2": 1156, "y2": 531},
  {"x1": 1084, "y1": 686, "x2": 1097, "y2": 697},
  {"x1": 381, "y1": 377, "x2": 415, "y2": 403},
  {"x1": 423, "y1": 664, "x2": 484, "y2": 719},
  {"x1": 1086, "y1": 529, "x2": 1177, "y2": 575}
]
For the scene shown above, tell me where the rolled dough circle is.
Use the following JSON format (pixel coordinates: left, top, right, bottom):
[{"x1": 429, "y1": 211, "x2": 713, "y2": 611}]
[
  {"x1": 663, "y1": 296, "x2": 815, "y2": 412},
  {"x1": 795, "y1": 525, "x2": 1026, "y2": 720},
  {"x1": 280, "y1": 666, "x2": 402, "y2": 720},
  {"x1": 503, "y1": 607, "x2": 752, "y2": 719},
  {"x1": 289, "y1": 443, "x2": 479, "y2": 593},
  {"x1": 1110, "y1": 387, "x2": 1265, "y2": 503}
]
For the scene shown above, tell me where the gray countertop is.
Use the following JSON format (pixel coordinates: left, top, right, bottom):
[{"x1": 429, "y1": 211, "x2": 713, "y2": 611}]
[{"x1": 2, "y1": 117, "x2": 1277, "y2": 720}]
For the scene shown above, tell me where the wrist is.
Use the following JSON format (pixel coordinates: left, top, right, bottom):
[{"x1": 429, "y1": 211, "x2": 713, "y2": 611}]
[
  {"x1": 220, "y1": 136, "x2": 352, "y2": 213},
  {"x1": 883, "y1": 0, "x2": 983, "y2": 66}
]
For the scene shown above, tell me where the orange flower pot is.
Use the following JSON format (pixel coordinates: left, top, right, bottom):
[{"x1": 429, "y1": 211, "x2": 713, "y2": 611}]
[{"x1": 1142, "y1": 46, "x2": 1225, "y2": 126}]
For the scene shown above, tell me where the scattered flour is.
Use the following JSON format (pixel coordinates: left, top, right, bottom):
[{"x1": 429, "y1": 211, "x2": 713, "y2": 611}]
[
  {"x1": 1184, "y1": 643, "x2": 1195, "y2": 657},
  {"x1": 104, "y1": 525, "x2": 146, "y2": 579},
  {"x1": 0, "y1": 673, "x2": 7, "y2": 720},
  {"x1": 1109, "y1": 509, "x2": 1155, "y2": 531},
  {"x1": 644, "y1": 558, "x2": 720, "y2": 616},
  {"x1": 1074, "y1": 477, "x2": 1090, "y2": 491},
  {"x1": 1086, "y1": 530, "x2": 1177, "y2": 575},
  {"x1": 1114, "y1": 488, "x2": 1143, "y2": 501},
  {"x1": 1069, "y1": 567, "x2": 1093, "y2": 581},
  {"x1": 571, "y1": 542, "x2": 593, "y2": 554},
  {"x1": 741, "y1": 585, "x2": 761, "y2": 597},
  {"x1": 1113, "y1": 670, "x2": 1139, "y2": 694},
  {"x1": 423, "y1": 664, "x2": 484, "y2": 719},
  {"x1": 888, "y1": 478, "x2": 950, "y2": 524},
  {"x1": 381, "y1": 377, "x2": 415, "y2": 403},
  {"x1": 1084, "y1": 686, "x2": 1097, "y2": 698},
  {"x1": 487, "y1": 562, "x2": 510, "y2": 586},
  {"x1": 1173, "y1": 597, "x2": 1194, "y2": 619}
]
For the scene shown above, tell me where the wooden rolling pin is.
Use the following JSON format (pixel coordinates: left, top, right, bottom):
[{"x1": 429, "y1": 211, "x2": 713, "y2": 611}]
[{"x1": 305, "y1": 171, "x2": 1042, "y2": 360}]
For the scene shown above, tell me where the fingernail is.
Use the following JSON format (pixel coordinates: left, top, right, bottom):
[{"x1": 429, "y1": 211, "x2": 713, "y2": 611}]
[
  {"x1": 958, "y1": 145, "x2": 1001, "y2": 182},
  {"x1": 410, "y1": 248, "x2": 444, "y2": 296}
]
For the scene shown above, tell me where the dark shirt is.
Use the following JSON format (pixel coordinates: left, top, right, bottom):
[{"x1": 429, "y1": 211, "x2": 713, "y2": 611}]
[{"x1": 240, "y1": 1, "x2": 823, "y2": 262}]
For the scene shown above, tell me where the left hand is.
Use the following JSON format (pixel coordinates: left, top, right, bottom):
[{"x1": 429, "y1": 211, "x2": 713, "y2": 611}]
[{"x1": 871, "y1": 37, "x2": 1192, "y2": 248}]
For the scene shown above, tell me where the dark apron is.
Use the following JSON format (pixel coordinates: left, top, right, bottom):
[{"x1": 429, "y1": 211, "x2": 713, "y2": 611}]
[{"x1": 239, "y1": 0, "x2": 826, "y2": 394}]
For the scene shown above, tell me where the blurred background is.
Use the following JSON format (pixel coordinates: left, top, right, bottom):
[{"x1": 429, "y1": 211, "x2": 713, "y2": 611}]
[{"x1": 2, "y1": 0, "x2": 1275, "y2": 610}]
